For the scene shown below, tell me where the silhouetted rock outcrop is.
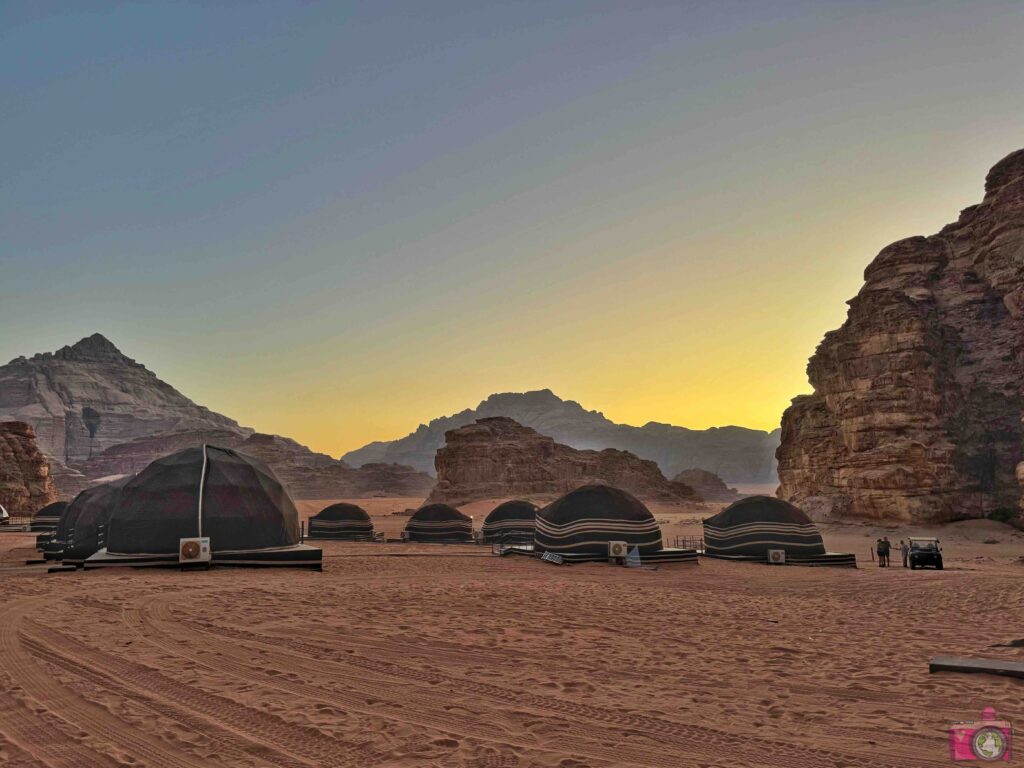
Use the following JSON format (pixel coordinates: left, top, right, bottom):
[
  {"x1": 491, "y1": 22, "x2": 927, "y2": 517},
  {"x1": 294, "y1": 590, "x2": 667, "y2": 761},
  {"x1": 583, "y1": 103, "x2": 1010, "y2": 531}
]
[
  {"x1": 427, "y1": 417, "x2": 699, "y2": 506},
  {"x1": 672, "y1": 468, "x2": 741, "y2": 502},
  {"x1": 778, "y1": 149, "x2": 1024, "y2": 523},
  {"x1": 345, "y1": 389, "x2": 779, "y2": 483}
]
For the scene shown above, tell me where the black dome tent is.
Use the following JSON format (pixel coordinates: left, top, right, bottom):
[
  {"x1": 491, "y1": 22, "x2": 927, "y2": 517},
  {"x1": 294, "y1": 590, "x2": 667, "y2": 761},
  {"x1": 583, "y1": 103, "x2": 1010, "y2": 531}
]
[
  {"x1": 403, "y1": 503, "x2": 473, "y2": 543},
  {"x1": 61, "y1": 476, "x2": 132, "y2": 566},
  {"x1": 535, "y1": 485, "x2": 663, "y2": 557},
  {"x1": 702, "y1": 495, "x2": 855, "y2": 567},
  {"x1": 32, "y1": 501, "x2": 68, "y2": 532},
  {"x1": 481, "y1": 500, "x2": 538, "y2": 542},
  {"x1": 85, "y1": 445, "x2": 321, "y2": 569},
  {"x1": 43, "y1": 494, "x2": 89, "y2": 560},
  {"x1": 307, "y1": 502, "x2": 374, "y2": 540}
]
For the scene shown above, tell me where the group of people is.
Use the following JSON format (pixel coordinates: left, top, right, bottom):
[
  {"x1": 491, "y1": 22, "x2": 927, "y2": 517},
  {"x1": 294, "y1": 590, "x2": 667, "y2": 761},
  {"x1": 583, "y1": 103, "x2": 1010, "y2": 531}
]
[{"x1": 875, "y1": 537, "x2": 911, "y2": 567}]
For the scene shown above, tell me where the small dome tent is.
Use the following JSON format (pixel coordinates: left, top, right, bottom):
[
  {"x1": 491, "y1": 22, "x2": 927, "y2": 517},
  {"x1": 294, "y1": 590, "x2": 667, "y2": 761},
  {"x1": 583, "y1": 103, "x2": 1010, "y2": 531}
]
[
  {"x1": 62, "y1": 476, "x2": 132, "y2": 566},
  {"x1": 701, "y1": 495, "x2": 854, "y2": 566},
  {"x1": 404, "y1": 503, "x2": 473, "y2": 543},
  {"x1": 0, "y1": 504, "x2": 8, "y2": 525},
  {"x1": 43, "y1": 494, "x2": 89, "y2": 560},
  {"x1": 86, "y1": 445, "x2": 321, "y2": 569},
  {"x1": 32, "y1": 501, "x2": 68, "y2": 532},
  {"x1": 481, "y1": 500, "x2": 538, "y2": 542},
  {"x1": 307, "y1": 503, "x2": 374, "y2": 540},
  {"x1": 535, "y1": 485, "x2": 663, "y2": 557}
]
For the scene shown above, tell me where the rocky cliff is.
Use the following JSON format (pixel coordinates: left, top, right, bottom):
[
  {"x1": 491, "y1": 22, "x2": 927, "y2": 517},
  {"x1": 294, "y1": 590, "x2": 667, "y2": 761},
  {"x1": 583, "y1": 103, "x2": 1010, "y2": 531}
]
[
  {"x1": 426, "y1": 416, "x2": 699, "y2": 506},
  {"x1": 672, "y1": 468, "x2": 741, "y2": 502},
  {"x1": 345, "y1": 389, "x2": 780, "y2": 483},
  {"x1": 778, "y1": 149, "x2": 1024, "y2": 523},
  {"x1": 1, "y1": 335, "x2": 432, "y2": 500},
  {"x1": 76, "y1": 429, "x2": 434, "y2": 500},
  {"x1": 0, "y1": 421, "x2": 58, "y2": 514}
]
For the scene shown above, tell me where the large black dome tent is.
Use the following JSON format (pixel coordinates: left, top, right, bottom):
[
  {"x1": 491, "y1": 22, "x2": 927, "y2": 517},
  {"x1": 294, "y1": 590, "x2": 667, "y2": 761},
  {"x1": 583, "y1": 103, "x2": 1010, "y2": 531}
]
[
  {"x1": 85, "y1": 445, "x2": 321, "y2": 569},
  {"x1": 403, "y1": 503, "x2": 473, "y2": 543},
  {"x1": 481, "y1": 499, "x2": 538, "y2": 542},
  {"x1": 307, "y1": 502, "x2": 374, "y2": 540},
  {"x1": 702, "y1": 495, "x2": 855, "y2": 567}
]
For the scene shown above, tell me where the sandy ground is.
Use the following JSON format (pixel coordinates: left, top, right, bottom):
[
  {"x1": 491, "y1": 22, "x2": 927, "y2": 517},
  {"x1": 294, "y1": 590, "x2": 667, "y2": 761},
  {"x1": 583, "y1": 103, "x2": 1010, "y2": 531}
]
[{"x1": 1, "y1": 497, "x2": 1022, "y2": 768}]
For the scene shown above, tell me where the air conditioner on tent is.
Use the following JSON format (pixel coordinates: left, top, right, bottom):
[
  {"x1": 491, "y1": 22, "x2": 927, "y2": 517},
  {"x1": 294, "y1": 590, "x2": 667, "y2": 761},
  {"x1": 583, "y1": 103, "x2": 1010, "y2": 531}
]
[
  {"x1": 767, "y1": 549, "x2": 786, "y2": 565},
  {"x1": 179, "y1": 537, "x2": 211, "y2": 564},
  {"x1": 608, "y1": 541, "x2": 628, "y2": 559}
]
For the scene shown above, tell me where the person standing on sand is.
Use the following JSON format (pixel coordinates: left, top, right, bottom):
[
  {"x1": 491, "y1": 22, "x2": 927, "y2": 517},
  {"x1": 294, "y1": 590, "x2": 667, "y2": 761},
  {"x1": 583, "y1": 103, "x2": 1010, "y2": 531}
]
[
  {"x1": 876, "y1": 538, "x2": 884, "y2": 567},
  {"x1": 881, "y1": 537, "x2": 891, "y2": 567},
  {"x1": 899, "y1": 539, "x2": 910, "y2": 567}
]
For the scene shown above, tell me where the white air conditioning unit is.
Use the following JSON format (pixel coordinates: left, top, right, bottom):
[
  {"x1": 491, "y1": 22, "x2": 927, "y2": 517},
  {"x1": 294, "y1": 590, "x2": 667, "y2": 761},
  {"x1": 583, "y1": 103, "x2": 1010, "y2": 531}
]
[
  {"x1": 767, "y1": 549, "x2": 786, "y2": 565},
  {"x1": 608, "y1": 541, "x2": 628, "y2": 559},
  {"x1": 179, "y1": 537, "x2": 211, "y2": 564}
]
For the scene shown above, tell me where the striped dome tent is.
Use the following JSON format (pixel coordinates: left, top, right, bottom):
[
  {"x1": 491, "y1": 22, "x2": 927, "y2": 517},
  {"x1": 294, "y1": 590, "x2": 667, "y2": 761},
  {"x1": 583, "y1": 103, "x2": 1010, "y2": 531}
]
[
  {"x1": 404, "y1": 503, "x2": 473, "y2": 543},
  {"x1": 307, "y1": 503, "x2": 374, "y2": 540},
  {"x1": 703, "y1": 496, "x2": 826, "y2": 559},
  {"x1": 481, "y1": 500, "x2": 538, "y2": 543},
  {"x1": 535, "y1": 485, "x2": 663, "y2": 556},
  {"x1": 31, "y1": 501, "x2": 68, "y2": 532}
]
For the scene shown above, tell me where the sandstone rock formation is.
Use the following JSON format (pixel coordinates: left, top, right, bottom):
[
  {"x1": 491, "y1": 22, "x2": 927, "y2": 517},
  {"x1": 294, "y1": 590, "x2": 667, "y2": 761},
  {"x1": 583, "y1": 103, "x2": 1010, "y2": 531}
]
[
  {"x1": 0, "y1": 334, "x2": 249, "y2": 466},
  {"x1": 77, "y1": 429, "x2": 434, "y2": 500},
  {"x1": 0, "y1": 335, "x2": 433, "y2": 500},
  {"x1": 0, "y1": 421, "x2": 58, "y2": 514},
  {"x1": 672, "y1": 468, "x2": 741, "y2": 502},
  {"x1": 426, "y1": 417, "x2": 699, "y2": 506},
  {"x1": 344, "y1": 389, "x2": 780, "y2": 483},
  {"x1": 778, "y1": 149, "x2": 1024, "y2": 523}
]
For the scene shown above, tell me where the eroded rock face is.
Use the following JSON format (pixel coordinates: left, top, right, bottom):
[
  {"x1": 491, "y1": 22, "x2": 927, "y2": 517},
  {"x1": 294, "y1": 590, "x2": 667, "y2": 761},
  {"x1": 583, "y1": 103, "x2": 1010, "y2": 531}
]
[
  {"x1": 0, "y1": 421, "x2": 58, "y2": 514},
  {"x1": 0, "y1": 334, "x2": 250, "y2": 496},
  {"x1": 77, "y1": 429, "x2": 434, "y2": 500},
  {"x1": 427, "y1": 417, "x2": 699, "y2": 506},
  {"x1": 1, "y1": 335, "x2": 433, "y2": 500},
  {"x1": 778, "y1": 149, "x2": 1024, "y2": 523},
  {"x1": 343, "y1": 389, "x2": 780, "y2": 483},
  {"x1": 672, "y1": 468, "x2": 741, "y2": 502}
]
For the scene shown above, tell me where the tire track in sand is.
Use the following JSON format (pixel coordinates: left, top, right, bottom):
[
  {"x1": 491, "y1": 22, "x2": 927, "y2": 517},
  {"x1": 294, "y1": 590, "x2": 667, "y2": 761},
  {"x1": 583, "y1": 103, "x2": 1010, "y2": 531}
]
[
  {"x1": 19, "y1": 624, "x2": 336, "y2": 768},
  {"x1": 143, "y1": 592, "x2": 943, "y2": 768},
  {"x1": 0, "y1": 598, "x2": 220, "y2": 768}
]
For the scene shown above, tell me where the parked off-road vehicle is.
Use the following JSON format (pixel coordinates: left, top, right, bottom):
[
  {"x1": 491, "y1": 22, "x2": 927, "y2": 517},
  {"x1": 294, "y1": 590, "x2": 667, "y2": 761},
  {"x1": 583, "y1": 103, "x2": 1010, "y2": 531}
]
[{"x1": 909, "y1": 537, "x2": 943, "y2": 570}]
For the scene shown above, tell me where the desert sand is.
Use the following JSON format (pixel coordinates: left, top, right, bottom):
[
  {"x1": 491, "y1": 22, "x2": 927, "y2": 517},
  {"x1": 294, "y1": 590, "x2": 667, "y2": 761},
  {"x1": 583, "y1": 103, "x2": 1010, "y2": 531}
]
[{"x1": 1, "y1": 497, "x2": 1022, "y2": 768}]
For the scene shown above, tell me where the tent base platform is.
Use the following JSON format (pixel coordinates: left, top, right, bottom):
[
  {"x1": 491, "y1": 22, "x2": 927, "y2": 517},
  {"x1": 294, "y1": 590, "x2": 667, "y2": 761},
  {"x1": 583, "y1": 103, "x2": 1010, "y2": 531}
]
[
  {"x1": 521, "y1": 547, "x2": 699, "y2": 565},
  {"x1": 701, "y1": 552, "x2": 857, "y2": 568},
  {"x1": 405, "y1": 537, "x2": 475, "y2": 544},
  {"x1": 84, "y1": 544, "x2": 323, "y2": 570},
  {"x1": 305, "y1": 534, "x2": 375, "y2": 541},
  {"x1": 930, "y1": 656, "x2": 1024, "y2": 679}
]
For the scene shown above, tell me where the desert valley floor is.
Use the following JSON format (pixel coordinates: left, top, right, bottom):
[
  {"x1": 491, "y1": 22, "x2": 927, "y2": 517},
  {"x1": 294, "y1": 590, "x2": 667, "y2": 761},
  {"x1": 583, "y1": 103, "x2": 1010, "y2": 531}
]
[{"x1": 1, "y1": 498, "x2": 1022, "y2": 768}]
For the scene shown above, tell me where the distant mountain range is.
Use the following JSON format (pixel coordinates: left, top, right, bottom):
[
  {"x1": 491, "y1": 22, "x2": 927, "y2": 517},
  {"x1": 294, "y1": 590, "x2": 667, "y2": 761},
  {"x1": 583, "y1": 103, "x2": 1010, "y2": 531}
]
[
  {"x1": 344, "y1": 389, "x2": 780, "y2": 484},
  {"x1": 0, "y1": 334, "x2": 432, "y2": 499}
]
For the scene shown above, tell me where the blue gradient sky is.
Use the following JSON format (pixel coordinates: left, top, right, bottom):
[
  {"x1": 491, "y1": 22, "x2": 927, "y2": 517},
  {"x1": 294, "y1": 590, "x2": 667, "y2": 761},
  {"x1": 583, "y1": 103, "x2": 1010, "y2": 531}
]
[{"x1": 2, "y1": 2, "x2": 1023, "y2": 455}]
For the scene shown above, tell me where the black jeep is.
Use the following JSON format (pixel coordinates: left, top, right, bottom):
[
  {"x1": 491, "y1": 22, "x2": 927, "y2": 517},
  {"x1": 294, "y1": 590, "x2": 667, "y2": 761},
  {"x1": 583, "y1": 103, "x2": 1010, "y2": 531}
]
[{"x1": 908, "y1": 537, "x2": 943, "y2": 570}]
